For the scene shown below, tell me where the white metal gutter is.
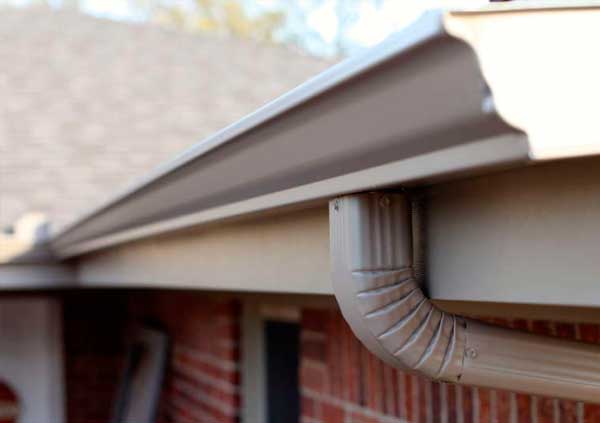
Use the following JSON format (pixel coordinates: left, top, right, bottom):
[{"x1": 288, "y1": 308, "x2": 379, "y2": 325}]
[
  {"x1": 52, "y1": 4, "x2": 600, "y2": 258},
  {"x1": 51, "y1": 10, "x2": 525, "y2": 258}
]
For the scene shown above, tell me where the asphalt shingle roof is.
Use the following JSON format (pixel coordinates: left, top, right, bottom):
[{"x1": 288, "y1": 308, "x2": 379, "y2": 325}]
[{"x1": 0, "y1": 8, "x2": 330, "y2": 232}]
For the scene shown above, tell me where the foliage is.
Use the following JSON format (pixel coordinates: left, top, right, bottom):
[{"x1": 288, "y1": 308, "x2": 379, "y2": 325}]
[
  {"x1": 0, "y1": 0, "x2": 420, "y2": 57},
  {"x1": 152, "y1": 0, "x2": 285, "y2": 43}
]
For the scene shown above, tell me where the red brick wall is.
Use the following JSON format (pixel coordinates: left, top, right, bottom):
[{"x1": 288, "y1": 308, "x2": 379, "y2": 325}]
[
  {"x1": 63, "y1": 292, "x2": 241, "y2": 423},
  {"x1": 300, "y1": 308, "x2": 600, "y2": 423},
  {"x1": 62, "y1": 293, "x2": 600, "y2": 423},
  {"x1": 132, "y1": 293, "x2": 241, "y2": 423}
]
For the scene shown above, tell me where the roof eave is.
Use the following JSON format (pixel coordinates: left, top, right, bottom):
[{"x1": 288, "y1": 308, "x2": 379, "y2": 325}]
[{"x1": 54, "y1": 5, "x2": 600, "y2": 258}]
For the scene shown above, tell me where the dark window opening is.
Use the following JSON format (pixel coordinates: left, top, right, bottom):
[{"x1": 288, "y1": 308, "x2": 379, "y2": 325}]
[{"x1": 265, "y1": 320, "x2": 300, "y2": 423}]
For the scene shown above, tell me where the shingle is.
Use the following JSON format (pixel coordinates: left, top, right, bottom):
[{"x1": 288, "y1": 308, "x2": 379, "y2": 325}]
[{"x1": 0, "y1": 8, "x2": 331, "y2": 231}]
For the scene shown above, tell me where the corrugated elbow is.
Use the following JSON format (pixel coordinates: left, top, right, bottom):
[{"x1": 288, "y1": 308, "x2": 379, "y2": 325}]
[
  {"x1": 331, "y1": 192, "x2": 600, "y2": 403},
  {"x1": 330, "y1": 192, "x2": 465, "y2": 382},
  {"x1": 352, "y1": 268, "x2": 465, "y2": 381}
]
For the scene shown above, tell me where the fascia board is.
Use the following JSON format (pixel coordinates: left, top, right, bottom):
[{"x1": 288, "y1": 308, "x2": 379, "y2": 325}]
[{"x1": 0, "y1": 264, "x2": 76, "y2": 289}]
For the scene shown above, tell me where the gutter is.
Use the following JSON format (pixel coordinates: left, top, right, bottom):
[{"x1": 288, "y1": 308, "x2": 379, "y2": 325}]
[
  {"x1": 52, "y1": 4, "x2": 600, "y2": 259},
  {"x1": 331, "y1": 192, "x2": 600, "y2": 403},
  {"x1": 52, "y1": 9, "x2": 529, "y2": 258}
]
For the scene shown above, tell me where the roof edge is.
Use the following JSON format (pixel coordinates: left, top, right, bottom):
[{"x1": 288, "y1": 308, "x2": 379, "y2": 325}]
[
  {"x1": 53, "y1": 10, "x2": 446, "y2": 241},
  {"x1": 52, "y1": 9, "x2": 534, "y2": 258}
]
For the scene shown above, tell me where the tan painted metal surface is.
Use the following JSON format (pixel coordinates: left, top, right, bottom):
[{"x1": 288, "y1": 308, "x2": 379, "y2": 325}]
[
  {"x1": 76, "y1": 207, "x2": 330, "y2": 294},
  {"x1": 426, "y1": 156, "x2": 600, "y2": 307},
  {"x1": 446, "y1": 6, "x2": 600, "y2": 159}
]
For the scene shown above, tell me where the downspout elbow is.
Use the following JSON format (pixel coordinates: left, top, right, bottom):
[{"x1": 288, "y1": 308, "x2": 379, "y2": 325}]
[
  {"x1": 344, "y1": 267, "x2": 466, "y2": 382},
  {"x1": 330, "y1": 192, "x2": 600, "y2": 403}
]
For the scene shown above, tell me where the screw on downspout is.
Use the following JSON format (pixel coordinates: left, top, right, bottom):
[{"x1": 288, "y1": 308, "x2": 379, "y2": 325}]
[
  {"x1": 465, "y1": 347, "x2": 478, "y2": 360},
  {"x1": 378, "y1": 195, "x2": 391, "y2": 208}
]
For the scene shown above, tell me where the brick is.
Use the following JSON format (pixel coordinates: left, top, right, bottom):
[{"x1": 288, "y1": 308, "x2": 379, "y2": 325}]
[
  {"x1": 373, "y1": 357, "x2": 385, "y2": 414},
  {"x1": 64, "y1": 294, "x2": 242, "y2": 423},
  {"x1": 302, "y1": 309, "x2": 330, "y2": 333},
  {"x1": 537, "y1": 397, "x2": 556, "y2": 423},
  {"x1": 559, "y1": 400, "x2": 579, "y2": 423},
  {"x1": 382, "y1": 365, "x2": 398, "y2": 417},
  {"x1": 404, "y1": 374, "x2": 416, "y2": 422},
  {"x1": 463, "y1": 386, "x2": 473, "y2": 423},
  {"x1": 171, "y1": 383, "x2": 236, "y2": 423},
  {"x1": 512, "y1": 319, "x2": 530, "y2": 332},
  {"x1": 446, "y1": 384, "x2": 457, "y2": 423},
  {"x1": 211, "y1": 343, "x2": 240, "y2": 362},
  {"x1": 555, "y1": 322, "x2": 576, "y2": 339},
  {"x1": 348, "y1": 326, "x2": 362, "y2": 404},
  {"x1": 496, "y1": 391, "x2": 511, "y2": 423},
  {"x1": 531, "y1": 320, "x2": 554, "y2": 336},
  {"x1": 301, "y1": 396, "x2": 316, "y2": 418},
  {"x1": 515, "y1": 393, "x2": 531, "y2": 423},
  {"x1": 213, "y1": 302, "x2": 241, "y2": 317},
  {"x1": 349, "y1": 410, "x2": 380, "y2": 423},
  {"x1": 174, "y1": 349, "x2": 239, "y2": 384},
  {"x1": 477, "y1": 388, "x2": 491, "y2": 423},
  {"x1": 365, "y1": 352, "x2": 384, "y2": 412},
  {"x1": 321, "y1": 403, "x2": 344, "y2": 423},
  {"x1": 302, "y1": 338, "x2": 327, "y2": 363},
  {"x1": 340, "y1": 319, "x2": 352, "y2": 402},
  {"x1": 66, "y1": 297, "x2": 600, "y2": 423},
  {"x1": 579, "y1": 323, "x2": 600, "y2": 344},
  {"x1": 431, "y1": 382, "x2": 442, "y2": 423},
  {"x1": 491, "y1": 318, "x2": 512, "y2": 329},
  {"x1": 301, "y1": 363, "x2": 327, "y2": 394},
  {"x1": 418, "y1": 378, "x2": 430, "y2": 423},
  {"x1": 356, "y1": 346, "x2": 367, "y2": 407},
  {"x1": 585, "y1": 404, "x2": 600, "y2": 423},
  {"x1": 394, "y1": 370, "x2": 407, "y2": 420},
  {"x1": 328, "y1": 312, "x2": 343, "y2": 399}
]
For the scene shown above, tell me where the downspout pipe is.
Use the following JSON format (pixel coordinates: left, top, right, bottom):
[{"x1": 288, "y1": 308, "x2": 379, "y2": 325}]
[{"x1": 330, "y1": 192, "x2": 600, "y2": 403}]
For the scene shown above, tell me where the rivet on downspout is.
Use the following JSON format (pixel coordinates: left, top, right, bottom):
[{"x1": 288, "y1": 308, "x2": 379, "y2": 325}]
[
  {"x1": 330, "y1": 192, "x2": 600, "y2": 404},
  {"x1": 465, "y1": 347, "x2": 478, "y2": 360}
]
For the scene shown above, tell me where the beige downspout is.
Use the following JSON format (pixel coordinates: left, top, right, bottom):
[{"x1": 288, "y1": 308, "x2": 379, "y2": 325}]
[{"x1": 330, "y1": 192, "x2": 600, "y2": 403}]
